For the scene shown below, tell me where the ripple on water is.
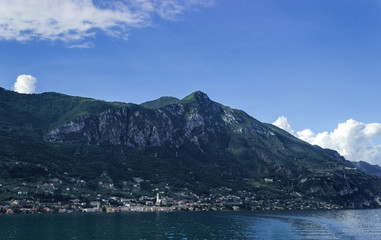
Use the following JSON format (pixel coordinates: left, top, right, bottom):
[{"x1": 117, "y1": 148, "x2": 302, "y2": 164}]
[{"x1": 0, "y1": 210, "x2": 381, "y2": 240}]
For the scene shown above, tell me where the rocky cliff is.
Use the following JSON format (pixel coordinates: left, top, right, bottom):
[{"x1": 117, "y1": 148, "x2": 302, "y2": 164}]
[{"x1": 44, "y1": 91, "x2": 241, "y2": 148}]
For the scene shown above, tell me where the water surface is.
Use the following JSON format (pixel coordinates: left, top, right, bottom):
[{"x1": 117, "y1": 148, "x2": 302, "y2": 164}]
[{"x1": 1, "y1": 209, "x2": 381, "y2": 239}]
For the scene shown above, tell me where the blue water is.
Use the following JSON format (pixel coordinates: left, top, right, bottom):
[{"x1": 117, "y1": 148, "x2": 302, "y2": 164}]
[{"x1": 1, "y1": 209, "x2": 381, "y2": 239}]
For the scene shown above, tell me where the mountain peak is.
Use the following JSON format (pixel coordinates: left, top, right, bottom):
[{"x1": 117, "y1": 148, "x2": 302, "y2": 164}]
[
  {"x1": 181, "y1": 91, "x2": 211, "y2": 104},
  {"x1": 193, "y1": 91, "x2": 210, "y2": 101}
]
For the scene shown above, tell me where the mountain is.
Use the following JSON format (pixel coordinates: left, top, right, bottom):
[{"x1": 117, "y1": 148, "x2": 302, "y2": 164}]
[
  {"x1": 352, "y1": 161, "x2": 381, "y2": 178},
  {"x1": 1, "y1": 87, "x2": 381, "y2": 211}
]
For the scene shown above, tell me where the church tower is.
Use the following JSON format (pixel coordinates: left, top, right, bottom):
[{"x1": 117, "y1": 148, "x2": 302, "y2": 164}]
[{"x1": 155, "y1": 192, "x2": 161, "y2": 206}]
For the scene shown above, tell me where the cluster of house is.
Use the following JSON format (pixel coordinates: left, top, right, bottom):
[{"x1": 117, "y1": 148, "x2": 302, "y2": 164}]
[
  {"x1": 1, "y1": 192, "x2": 342, "y2": 214},
  {"x1": 0, "y1": 192, "x2": 250, "y2": 214},
  {"x1": 0, "y1": 181, "x2": 343, "y2": 214}
]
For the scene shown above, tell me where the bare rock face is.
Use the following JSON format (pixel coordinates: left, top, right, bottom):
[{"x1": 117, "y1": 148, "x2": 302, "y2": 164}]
[
  {"x1": 44, "y1": 115, "x2": 99, "y2": 143},
  {"x1": 99, "y1": 108, "x2": 128, "y2": 145},
  {"x1": 43, "y1": 92, "x2": 228, "y2": 149},
  {"x1": 45, "y1": 109, "x2": 170, "y2": 147},
  {"x1": 44, "y1": 91, "x2": 243, "y2": 150},
  {"x1": 185, "y1": 111, "x2": 205, "y2": 136}
]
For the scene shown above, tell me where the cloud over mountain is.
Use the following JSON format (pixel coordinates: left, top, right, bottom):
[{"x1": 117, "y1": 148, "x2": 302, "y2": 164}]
[
  {"x1": 273, "y1": 116, "x2": 294, "y2": 135},
  {"x1": 13, "y1": 75, "x2": 37, "y2": 94},
  {"x1": 0, "y1": 0, "x2": 213, "y2": 44},
  {"x1": 273, "y1": 117, "x2": 381, "y2": 165}
]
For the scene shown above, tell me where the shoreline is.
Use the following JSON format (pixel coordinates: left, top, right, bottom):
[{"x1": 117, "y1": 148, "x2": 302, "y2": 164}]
[{"x1": 3, "y1": 202, "x2": 371, "y2": 215}]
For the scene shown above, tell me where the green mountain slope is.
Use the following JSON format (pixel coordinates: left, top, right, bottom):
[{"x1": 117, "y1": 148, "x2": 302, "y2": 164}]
[
  {"x1": 141, "y1": 96, "x2": 179, "y2": 109},
  {"x1": 1, "y1": 88, "x2": 381, "y2": 210},
  {"x1": 0, "y1": 88, "x2": 129, "y2": 135}
]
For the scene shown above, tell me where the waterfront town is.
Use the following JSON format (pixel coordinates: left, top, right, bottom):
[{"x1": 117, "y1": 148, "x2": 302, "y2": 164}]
[
  {"x1": 0, "y1": 193, "x2": 342, "y2": 215},
  {"x1": 0, "y1": 178, "x2": 343, "y2": 215}
]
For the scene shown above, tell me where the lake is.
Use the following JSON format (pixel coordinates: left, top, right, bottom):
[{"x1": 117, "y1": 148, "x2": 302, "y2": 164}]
[{"x1": 1, "y1": 209, "x2": 381, "y2": 240}]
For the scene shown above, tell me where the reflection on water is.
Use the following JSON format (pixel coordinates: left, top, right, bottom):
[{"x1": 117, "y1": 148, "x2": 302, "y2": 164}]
[
  {"x1": 236, "y1": 209, "x2": 381, "y2": 240},
  {"x1": 1, "y1": 209, "x2": 381, "y2": 240}
]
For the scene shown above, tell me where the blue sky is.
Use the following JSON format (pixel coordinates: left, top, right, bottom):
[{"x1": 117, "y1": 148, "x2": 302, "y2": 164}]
[{"x1": 1, "y1": 0, "x2": 381, "y2": 164}]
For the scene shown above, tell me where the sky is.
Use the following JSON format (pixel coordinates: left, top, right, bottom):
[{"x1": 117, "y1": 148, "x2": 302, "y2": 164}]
[{"x1": 0, "y1": 0, "x2": 381, "y2": 164}]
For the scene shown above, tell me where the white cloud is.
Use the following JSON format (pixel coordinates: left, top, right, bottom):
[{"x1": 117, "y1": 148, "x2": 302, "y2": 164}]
[
  {"x1": 295, "y1": 128, "x2": 315, "y2": 143},
  {"x1": 273, "y1": 116, "x2": 294, "y2": 135},
  {"x1": 0, "y1": 0, "x2": 213, "y2": 44},
  {"x1": 66, "y1": 42, "x2": 94, "y2": 49},
  {"x1": 13, "y1": 75, "x2": 37, "y2": 94},
  {"x1": 273, "y1": 117, "x2": 381, "y2": 165}
]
